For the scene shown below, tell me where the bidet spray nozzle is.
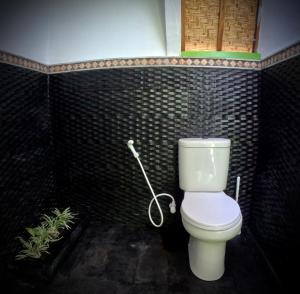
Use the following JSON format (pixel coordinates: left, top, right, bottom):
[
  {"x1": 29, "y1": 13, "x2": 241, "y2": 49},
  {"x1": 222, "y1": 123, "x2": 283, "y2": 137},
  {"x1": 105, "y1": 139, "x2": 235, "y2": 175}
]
[
  {"x1": 127, "y1": 140, "x2": 139, "y2": 158},
  {"x1": 169, "y1": 201, "x2": 176, "y2": 214}
]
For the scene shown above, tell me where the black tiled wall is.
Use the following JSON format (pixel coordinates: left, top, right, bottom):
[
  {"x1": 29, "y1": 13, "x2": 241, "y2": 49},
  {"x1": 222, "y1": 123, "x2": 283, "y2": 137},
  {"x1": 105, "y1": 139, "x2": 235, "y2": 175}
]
[
  {"x1": 2, "y1": 56, "x2": 299, "y2": 288},
  {"x1": 251, "y1": 55, "x2": 300, "y2": 286},
  {"x1": 0, "y1": 63, "x2": 56, "y2": 262},
  {"x1": 50, "y1": 68, "x2": 260, "y2": 225}
]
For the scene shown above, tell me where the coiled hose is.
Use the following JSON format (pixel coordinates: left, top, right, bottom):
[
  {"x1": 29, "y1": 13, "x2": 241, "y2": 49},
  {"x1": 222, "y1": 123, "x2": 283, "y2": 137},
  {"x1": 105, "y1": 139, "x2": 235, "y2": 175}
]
[{"x1": 127, "y1": 140, "x2": 176, "y2": 227}]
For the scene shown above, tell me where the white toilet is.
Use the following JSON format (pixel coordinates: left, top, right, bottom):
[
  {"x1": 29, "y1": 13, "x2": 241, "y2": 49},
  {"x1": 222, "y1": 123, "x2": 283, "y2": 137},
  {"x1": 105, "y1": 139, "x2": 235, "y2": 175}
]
[{"x1": 178, "y1": 138, "x2": 242, "y2": 281}]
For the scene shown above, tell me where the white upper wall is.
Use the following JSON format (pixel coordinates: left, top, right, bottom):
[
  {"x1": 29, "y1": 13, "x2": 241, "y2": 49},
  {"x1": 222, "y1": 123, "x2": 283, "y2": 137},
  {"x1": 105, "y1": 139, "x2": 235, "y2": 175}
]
[
  {"x1": 1, "y1": 0, "x2": 300, "y2": 64},
  {"x1": 0, "y1": 0, "x2": 167, "y2": 65},
  {"x1": 48, "y1": 0, "x2": 166, "y2": 64},
  {"x1": 258, "y1": 0, "x2": 300, "y2": 59},
  {"x1": 164, "y1": 0, "x2": 181, "y2": 56},
  {"x1": 0, "y1": 0, "x2": 49, "y2": 63}
]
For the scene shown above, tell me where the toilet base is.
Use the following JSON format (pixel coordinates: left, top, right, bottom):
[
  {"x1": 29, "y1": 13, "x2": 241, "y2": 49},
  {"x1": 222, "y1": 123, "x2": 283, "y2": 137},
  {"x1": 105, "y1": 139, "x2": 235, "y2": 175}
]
[{"x1": 188, "y1": 236, "x2": 226, "y2": 281}]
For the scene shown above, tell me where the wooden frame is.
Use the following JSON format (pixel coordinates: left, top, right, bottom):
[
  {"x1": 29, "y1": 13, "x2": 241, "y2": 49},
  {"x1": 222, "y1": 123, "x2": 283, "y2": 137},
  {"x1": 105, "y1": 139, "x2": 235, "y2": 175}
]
[
  {"x1": 253, "y1": 0, "x2": 262, "y2": 52},
  {"x1": 217, "y1": 0, "x2": 225, "y2": 51},
  {"x1": 181, "y1": 0, "x2": 186, "y2": 51}
]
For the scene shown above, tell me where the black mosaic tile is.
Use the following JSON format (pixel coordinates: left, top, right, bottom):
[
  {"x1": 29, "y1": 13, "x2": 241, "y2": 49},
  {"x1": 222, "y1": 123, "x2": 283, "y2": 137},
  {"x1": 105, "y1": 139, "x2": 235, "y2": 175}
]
[
  {"x1": 49, "y1": 67, "x2": 260, "y2": 225},
  {"x1": 251, "y1": 55, "x2": 300, "y2": 289},
  {"x1": 43, "y1": 224, "x2": 280, "y2": 294},
  {"x1": 0, "y1": 63, "x2": 56, "y2": 264}
]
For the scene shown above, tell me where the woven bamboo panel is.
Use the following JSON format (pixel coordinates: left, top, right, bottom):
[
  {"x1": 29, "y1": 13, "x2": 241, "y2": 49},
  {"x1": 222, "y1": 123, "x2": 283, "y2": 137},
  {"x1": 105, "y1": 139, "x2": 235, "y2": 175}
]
[
  {"x1": 183, "y1": 0, "x2": 220, "y2": 51},
  {"x1": 222, "y1": 0, "x2": 257, "y2": 52}
]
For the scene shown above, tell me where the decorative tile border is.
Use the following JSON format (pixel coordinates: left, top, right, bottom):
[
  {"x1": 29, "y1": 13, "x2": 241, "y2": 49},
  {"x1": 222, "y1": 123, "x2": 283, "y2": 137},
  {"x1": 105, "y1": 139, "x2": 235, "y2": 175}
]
[
  {"x1": 48, "y1": 58, "x2": 260, "y2": 73},
  {"x1": 0, "y1": 51, "x2": 48, "y2": 73},
  {"x1": 261, "y1": 42, "x2": 300, "y2": 69},
  {"x1": 1, "y1": 42, "x2": 299, "y2": 74}
]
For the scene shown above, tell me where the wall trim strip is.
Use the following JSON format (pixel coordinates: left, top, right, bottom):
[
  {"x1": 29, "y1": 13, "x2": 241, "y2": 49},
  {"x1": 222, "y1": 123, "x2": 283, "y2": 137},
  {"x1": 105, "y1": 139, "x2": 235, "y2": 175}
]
[
  {"x1": 0, "y1": 42, "x2": 299, "y2": 74},
  {"x1": 260, "y1": 42, "x2": 300, "y2": 69},
  {"x1": 0, "y1": 51, "x2": 48, "y2": 73},
  {"x1": 47, "y1": 58, "x2": 260, "y2": 73}
]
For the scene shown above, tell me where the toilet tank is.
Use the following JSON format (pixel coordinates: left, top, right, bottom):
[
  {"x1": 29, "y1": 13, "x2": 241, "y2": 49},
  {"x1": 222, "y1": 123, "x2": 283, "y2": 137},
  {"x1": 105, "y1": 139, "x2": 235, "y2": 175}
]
[{"x1": 178, "y1": 138, "x2": 231, "y2": 192}]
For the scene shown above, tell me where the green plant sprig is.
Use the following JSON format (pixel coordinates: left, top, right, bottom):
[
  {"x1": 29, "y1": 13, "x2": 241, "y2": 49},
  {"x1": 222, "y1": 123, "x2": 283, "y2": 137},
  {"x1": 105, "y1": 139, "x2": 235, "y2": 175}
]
[{"x1": 16, "y1": 207, "x2": 76, "y2": 260}]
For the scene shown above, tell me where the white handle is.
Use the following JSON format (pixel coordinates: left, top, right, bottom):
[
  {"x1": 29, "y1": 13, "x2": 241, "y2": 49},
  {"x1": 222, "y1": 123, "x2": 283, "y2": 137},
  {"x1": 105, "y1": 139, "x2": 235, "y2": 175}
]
[{"x1": 235, "y1": 176, "x2": 240, "y2": 202}]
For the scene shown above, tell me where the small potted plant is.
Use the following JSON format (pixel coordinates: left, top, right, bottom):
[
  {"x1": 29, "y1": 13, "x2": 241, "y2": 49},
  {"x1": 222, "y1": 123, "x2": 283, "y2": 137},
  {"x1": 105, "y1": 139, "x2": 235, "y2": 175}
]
[{"x1": 11, "y1": 207, "x2": 84, "y2": 288}]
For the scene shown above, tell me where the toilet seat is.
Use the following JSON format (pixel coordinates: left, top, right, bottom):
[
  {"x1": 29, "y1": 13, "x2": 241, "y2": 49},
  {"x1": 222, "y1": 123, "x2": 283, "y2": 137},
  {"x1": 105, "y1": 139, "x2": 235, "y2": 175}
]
[{"x1": 181, "y1": 191, "x2": 242, "y2": 231}]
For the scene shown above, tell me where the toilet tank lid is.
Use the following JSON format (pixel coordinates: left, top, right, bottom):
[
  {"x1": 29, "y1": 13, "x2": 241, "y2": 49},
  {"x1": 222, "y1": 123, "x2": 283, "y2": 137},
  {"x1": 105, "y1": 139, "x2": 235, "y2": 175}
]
[{"x1": 179, "y1": 138, "x2": 231, "y2": 148}]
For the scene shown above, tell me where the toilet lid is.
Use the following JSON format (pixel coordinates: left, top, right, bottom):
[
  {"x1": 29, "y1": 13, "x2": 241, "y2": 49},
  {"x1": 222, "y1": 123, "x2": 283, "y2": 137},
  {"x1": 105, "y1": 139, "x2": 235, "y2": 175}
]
[{"x1": 181, "y1": 192, "x2": 242, "y2": 231}]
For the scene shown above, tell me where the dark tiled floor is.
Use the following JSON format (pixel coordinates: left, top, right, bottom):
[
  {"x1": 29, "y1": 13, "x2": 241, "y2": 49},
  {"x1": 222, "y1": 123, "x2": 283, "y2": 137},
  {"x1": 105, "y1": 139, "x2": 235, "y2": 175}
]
[{"x1": 43, "y1": 224, "x2": 280, "y2": 294}]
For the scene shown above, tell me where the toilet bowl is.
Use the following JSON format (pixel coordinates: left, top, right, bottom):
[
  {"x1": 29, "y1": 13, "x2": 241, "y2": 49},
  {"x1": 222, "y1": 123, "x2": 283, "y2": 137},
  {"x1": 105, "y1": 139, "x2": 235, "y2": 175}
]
[
  {"x1": 178, "y1": 137, "x2": 242, "y2": 281},
  {"x1": 180, "y1": 191, "x2": 242, "y2": 281}
]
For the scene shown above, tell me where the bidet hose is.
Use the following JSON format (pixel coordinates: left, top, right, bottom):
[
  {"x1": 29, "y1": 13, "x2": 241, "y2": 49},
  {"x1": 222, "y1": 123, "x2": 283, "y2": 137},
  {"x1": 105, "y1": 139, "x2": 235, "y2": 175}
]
[
  {"x1": 127, "y1": 140, "x2": 176, "y2": 227},
  {"x1": 136, "y1": 157, "x2": 176, "y2": 227}
]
